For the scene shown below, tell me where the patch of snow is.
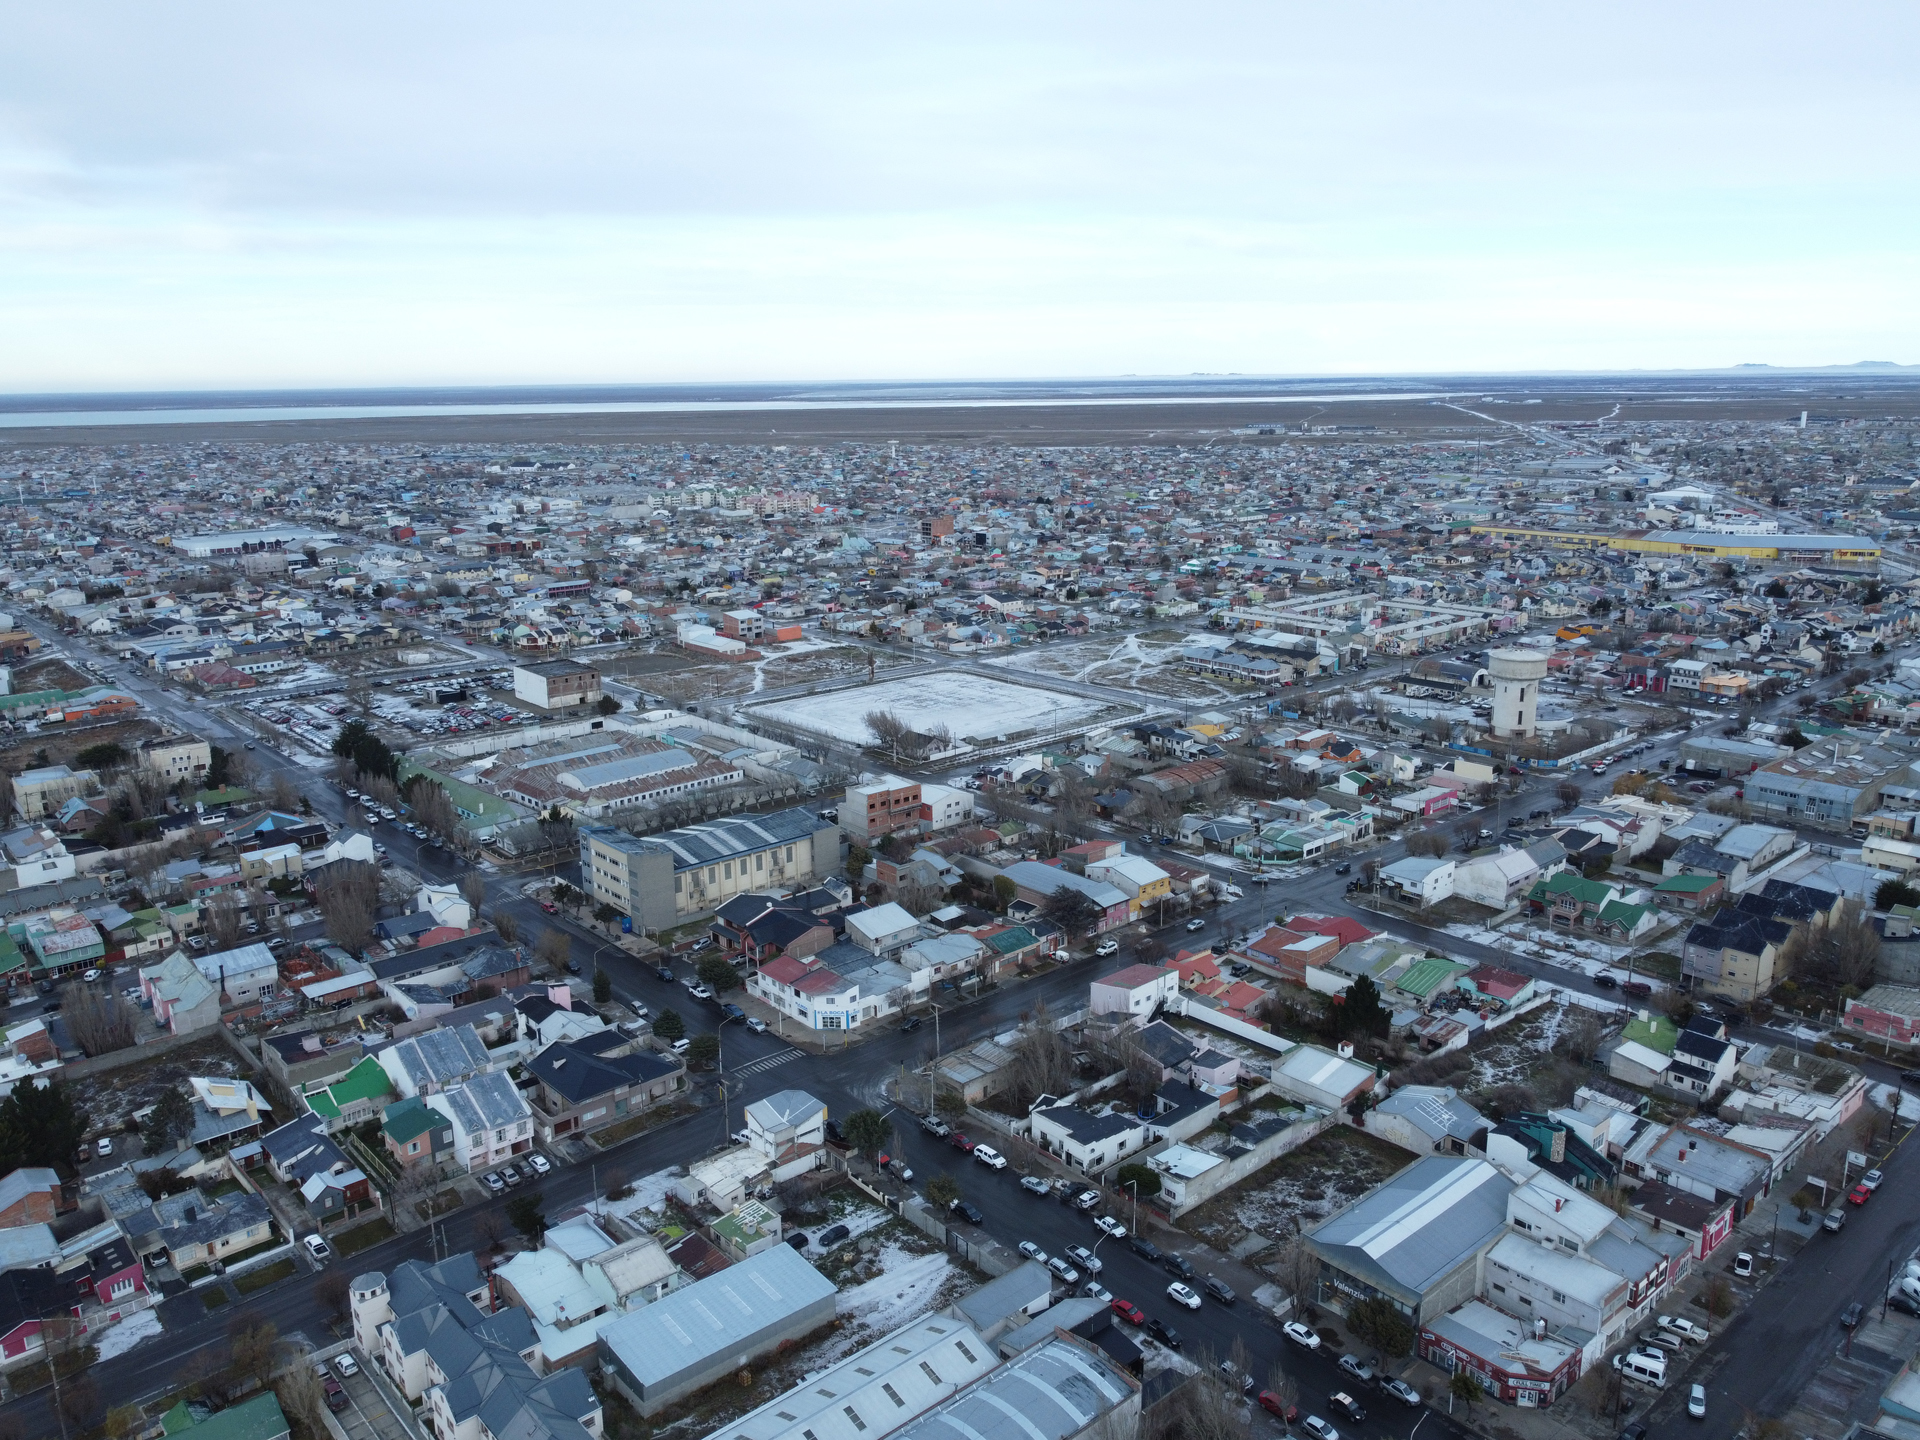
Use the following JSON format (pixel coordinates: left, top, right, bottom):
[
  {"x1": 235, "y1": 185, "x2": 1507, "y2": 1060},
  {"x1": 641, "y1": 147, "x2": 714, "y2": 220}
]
[
  {"x1": 835, "y1": 1246, "x2": 954, "y2": 1333},
  {"x1": 1871, "y1": 1082, "x2": 1920, "y2": 1122},
  {"x1": 95, "y1": 1308, "x2": 163, "y2": 1361},
  {"x1": 817, "y1": 1199, "x2": 894, "y2": 1247},
  {"x1": 585, "y1": 1166, "x2": 679, "y2": 1226}
]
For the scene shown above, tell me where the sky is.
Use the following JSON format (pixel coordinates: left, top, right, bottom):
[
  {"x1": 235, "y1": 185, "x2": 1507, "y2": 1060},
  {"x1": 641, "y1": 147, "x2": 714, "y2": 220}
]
[{"x1": 1, "y1": 3, "x2": 1916, "y2": 392}]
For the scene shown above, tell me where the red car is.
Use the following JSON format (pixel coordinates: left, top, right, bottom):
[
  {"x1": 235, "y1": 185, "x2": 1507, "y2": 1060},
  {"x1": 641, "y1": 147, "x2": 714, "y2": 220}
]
[
  {"x1": 539, "y1": 900, "x2": 558, "y2": 914},
  {"x1": 1258, "y1": 1392, "x2": 1299, "y2": 1423},
  {"x1": 948, "y1": 1132, "x2": 974, "y2": 1152},
  {"x1": 1110, "y1": 1299, "x2": 1145, "y2": 1326},
  {"x1": 1848, "y1": 1182, "x2": 1872, "y2": 1205}
]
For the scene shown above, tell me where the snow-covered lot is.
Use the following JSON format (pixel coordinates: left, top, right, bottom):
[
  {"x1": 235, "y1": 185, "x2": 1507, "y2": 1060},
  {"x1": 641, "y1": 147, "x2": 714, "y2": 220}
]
[{"x1": 750, "y1": 671, "x2": 1126, "y2": 750}]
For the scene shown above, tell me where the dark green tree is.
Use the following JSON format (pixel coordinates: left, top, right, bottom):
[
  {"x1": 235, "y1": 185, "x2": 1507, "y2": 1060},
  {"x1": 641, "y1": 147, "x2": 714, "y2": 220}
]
[
  {"x1": 652, "y1": 1008, "x2": 686, "y2": 1041},
  {"x1": 505, "y1": 1191, "x2": 547, "y2": 1241},
  {"x1": 1041, "y1": 887, "x2": 1101, "y2": 936},
  {"x1": 1333, "y1": 975, "x2": 1391, "y2": 1041},
  {"x1": 141, "y1": 1086, "x2": 195, "y2": 1157},
  {"x1": 687, "y1": 1033, "x2": 720, "y2": 1067},
  {"x1": 842, "y1": 1108, "x2": 890, "y2": 1160},
  {"x1": 593, "y1": 968, "x2": 612, "y2": 1004},
  {"x1": 0, "y1": 1079, "x2": 90, "y2": 1175},
  {"x1": 1115, "y1": 1162, "x2": 1161, "y2": 1198},
  {"x1": 1347, "y1": 1296, "x2": 1415, "y2": 1356},
  {"x1": 1877, "y1": 879, "x2": 1920, "y2": 910},
  {"x1": 925, "y1": 1173, "x2": 961, "y2": 1210},
  {"x1": 74, "y1": 742, "x2": 128, "y2": 770},
  {"x1": 595, "y1": 695, "x2": 621, "y2": 716},
  {"x1": 697, "y1": 956, "x2": 742, "y2": 993}
]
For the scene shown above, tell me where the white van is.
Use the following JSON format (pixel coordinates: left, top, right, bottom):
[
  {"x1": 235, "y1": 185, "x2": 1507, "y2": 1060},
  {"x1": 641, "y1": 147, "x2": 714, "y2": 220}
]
[{"x1": 1619, "y1": 1352, "x2": 1667, "y2": 1389}]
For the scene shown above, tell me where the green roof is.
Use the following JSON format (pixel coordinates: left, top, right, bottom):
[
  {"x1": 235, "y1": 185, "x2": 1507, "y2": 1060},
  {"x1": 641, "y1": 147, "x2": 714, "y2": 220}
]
[
  {"x1": 195, "y1": 786, "x2": 254, "y2": 806},
  {"x1": 331, "y1": 1055, "x2": 395, "y2": 1106},
  {"x1": 1655, "y1": 873, "x2": 1722, "y2": 893},
  {"x1": 1621, "y1": 1012, "x2": 1679, "y2": 1055},
  {"x1": 983, "y1": 926, "x2": 1041, "y2": 955},
  {"x1": 1527, "y1": 872, "x2": 1616, "y2": 907},
  {"x1": 1395, "y1": 957, "x2": 1470, "y2": 998},
  {"x1": 162, "y1": 1393, "x2": 288, "y2": 1440},
  {"x1": 1598, "y1": 900, "x2": 1654, "y2": 931},
  {"x1": 381, "y1": 1095, "x2": 443, "y2": 1145},
  {"x1": 306, "y1": 1090, "x2": 341, "y2": 1120}
]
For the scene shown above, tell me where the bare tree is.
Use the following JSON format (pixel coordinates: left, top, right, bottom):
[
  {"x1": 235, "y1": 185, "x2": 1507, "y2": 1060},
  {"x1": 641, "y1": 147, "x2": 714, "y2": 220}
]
[
  {"x1": 1006, "y1": 1002, "x2": 1076, "y2": 1111},
  {"x1": 535, "y1": 927, "x2": 572, "y2": 976},
  {"x1": 864, "y1": 709, "x2": 910, "y2": 762},
  {"x1": 461, "y1": 872, "x2": 488, "y2": 914},
  {"x1": 315, "y1": 861, "x2": 381, "y2": 954},
  {"x1": 204, "y1": 890, "x2": 245, "y2": 951},
  {"x1": 410, "y1": 781, "x2": 460, "y2": 841},
  {"x1": 269, "y1": 770, "x2": 301, "y2": 814},
  {"x1": 493, "y1": 910, "x2": 519, "y2": 946},
  {"x1": 64, "y1": 982, "x2": 137, "y2": 1057}
]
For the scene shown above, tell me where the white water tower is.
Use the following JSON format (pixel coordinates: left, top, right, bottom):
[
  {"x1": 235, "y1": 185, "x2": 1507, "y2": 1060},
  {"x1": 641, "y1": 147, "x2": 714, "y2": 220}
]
[{"x1": 1488, "y1": 647, "x2": 1550, "y2": 739}]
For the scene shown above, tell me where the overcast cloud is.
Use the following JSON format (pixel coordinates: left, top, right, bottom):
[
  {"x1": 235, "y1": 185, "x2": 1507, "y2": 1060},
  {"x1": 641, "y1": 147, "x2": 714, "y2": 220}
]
[{"x1": 1, "y1": 3, "x2": 1915, "y2": 390}]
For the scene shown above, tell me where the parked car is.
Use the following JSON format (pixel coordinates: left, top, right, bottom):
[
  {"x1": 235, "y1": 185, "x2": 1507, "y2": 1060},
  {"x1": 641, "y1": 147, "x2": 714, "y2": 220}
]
[
  {"x1": 303, "y1": 1234, "x2": 332, "y2": 1261},
  {"x1": 1145, "y1": 1318, "x2": 1181, "y2": 1349},
  {"x1": 1129, "y1": 1236, "x2": 1164, "y2": 1264},
  {"x1": 1862, "y1": 1169, "x2": 1885, "y2": 1191},
  {"x1": 1593, "y1": 973, "x2": 1619, "y2": 990},
  {"x1": 1185, "y1": 918, "x2": 1206, "y2": 932},
  {"x1": 1329, "y1": 1393, "x2": 1367, "y2": 1424},
  {"x1": 1824, "y1": 1205, "x2": 1847, "y2": 1233},
  {"x1": 1732, "y1": 1252, "x2": 1754, "y2": 1278},
  {"x1": 1019, "y1": 1241, "x2": 1049, "y2": 1264},
  {"x1": 1161, "y1": 1253, "x2": 1195, "y2": 1282},
  {"x1": 689, "y1": 984, "x2": 714, "y2": 1001},
  {"x1": 1380, "y1": 1378, "x2": 1421, "y2": 1408},
  {"x1": 1659, "y1": 1316, "x2": 1709, "y2": 1344},
  {"x1": 527, "y1": 1153, "x2": 552, "y2": 1175},
  {"x1": 1338, "y1": 1354, "x2": 1376, "y2": 1384},
  {"x1": 973, "y1": 1145, "x2": 1007, "y2": 1170},
  {"x1": 746, "y1": 1017, "x2": 768, "y2": 1034},
  {"x1": 1621, "y1": 980, "x2": 1653, "y2": 1000},
  {"x1": 1849, "y1": 1182, "x2": 1873, "y2": 1205},
  {"x1": 1083, "y1": 1281, "x2": 1112, "y2": 1303},
  {"x1": 1094, "y1": 940, "x2": 1121, "y2": 957},
  {"x1": 1019, "y1": 1175, "x2": 1051, "y2": 1196},
  {"x1": 323, "y1": 1376, "x2": 348, "y2": 1413},
  {"x1": 1094, "y1": 1215, "x2": 1127, "y2": 1239},
  {"x1": 1201, "y1": 1275, "x2": 1235, "y2": 1305},
  {"x1": 1166, "y1": 1282, "x2": 1201, "y2": 1310},
  {"x1": 95, "y1": 1136, "x2": 113, "y2": 1157},
  {"x1": 1334, "y1": 863, "x2": 1352, "y2": 875},
  {"x1": 817, "y1": 1224, "x2": 852, "y2": 1248},
  {"x1": 1110, "y1": 1299, "x2": 1145, "y2": 1326},
  {"x1": 1300, "y1": 1416, "x2": 1338, "y2": 1440},
  {"x1": 1073, "y1": 1189, "x2": 1101, "y2": 1211},
  {"x1": 1639, "y1": 1329, "x2": 1683, "y2": 1353},
  {"x1": 1283, "y1": 1320, "x2": 1322, "y2": 1352},
  {"x1": 481, "y1": 1171, "x2": 505, "y2": 1194},
  {"x1": 1688, "y1": 1384, "x2": 1707, "y2": 1420},
  {"x1": 1258, "y1": 1390, "x2": 1300, "y2": 1422},
  {"x1": 922, "y1": 1115, "x2": 952, "y2": 1137},
  {"x1": 655, "y1": 964, "x2": 675, "y2": 982},
  {"x1": 950, "y1": 1200, "x2": 984, "y2": 1225},
  {"x1": 948, "y1": 1132, "x2": 975, "y2": 1152},
  {"x1": 1841, "y1": 1302, "x2": 1865, "y2": 1328},
  {"x1": 1065, "y1": 1245, "x2": 1102, "y2": 1274},
  {"x1": 1049, "y1": 1256, "x2": 1082, "y2": 1285},
  {"x1": 500, "y1": 1165, "x2": 522, "y2": 1186},
  {"x1": 899, "y1": 1016, "x2": 922, "y2": 1032}
]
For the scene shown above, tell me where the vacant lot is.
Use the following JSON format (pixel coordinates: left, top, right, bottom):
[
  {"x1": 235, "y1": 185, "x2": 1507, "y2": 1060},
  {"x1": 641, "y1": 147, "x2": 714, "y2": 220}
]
[
  {"x1": 0, "y1": 715, "x2": 166, "y2": 780},
  {"x1": 1180, "y1": 1125, "x2": 1412, "y2": 1252},
  {"x1": 67, "y1": 1034, "x2": 248, "y2": 1135}
]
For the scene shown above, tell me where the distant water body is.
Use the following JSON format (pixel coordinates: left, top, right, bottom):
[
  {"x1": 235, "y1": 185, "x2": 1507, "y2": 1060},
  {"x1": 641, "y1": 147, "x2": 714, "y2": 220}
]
[{"x1": 0, "y1": 387, "x2": 1449, "y2": 430}]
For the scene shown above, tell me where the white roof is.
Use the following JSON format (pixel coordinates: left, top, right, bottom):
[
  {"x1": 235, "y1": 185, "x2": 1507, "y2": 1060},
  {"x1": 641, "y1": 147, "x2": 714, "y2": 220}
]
[{"x1": 1614, "y1": 1039, "x2": 1673, "y2": 1075}]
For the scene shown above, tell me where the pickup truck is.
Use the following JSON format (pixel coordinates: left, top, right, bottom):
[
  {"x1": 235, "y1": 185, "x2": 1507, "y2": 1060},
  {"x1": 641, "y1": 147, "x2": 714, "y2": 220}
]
[{"x1": 921, "y1": 1115, "x2": 953, "y2": 1138}]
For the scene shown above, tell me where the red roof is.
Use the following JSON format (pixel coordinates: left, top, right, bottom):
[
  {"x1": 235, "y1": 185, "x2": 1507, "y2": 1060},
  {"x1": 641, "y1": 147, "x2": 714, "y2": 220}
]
[
  {"x1": 1284, "y1": 913, "x2": 1379, "y2": 948},
  {"x1": 1466, "y1": 964, "x2": 1530, "y2": 999},
  {"x1": 1095, "y1": 964, "x2": 1172, "y2": 991}
]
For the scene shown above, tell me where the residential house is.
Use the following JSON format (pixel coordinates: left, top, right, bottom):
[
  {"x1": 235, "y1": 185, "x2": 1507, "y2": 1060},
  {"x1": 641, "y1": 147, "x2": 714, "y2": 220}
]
[
  {"x1": 1088, "y1": 964, "x2": 1178, "y2": 1022},
  {"x1": 523, "y1": 1037, "x2": 683, "y2": 1144},
  {"x1": 743, "y1": 1089, "x2": 831, "y2": 1181},
  {"x1": 435, "y1": 1070, "x2": 535, "y2": 1172},
  {"x1": 376, "y1": 1024, "x2": 492, "y2": 1098},
  {"x1": 150, "y1": 1188, "x2": 275, "y2": 1269},
  {"x1": 1377, "y1": 857, "x2": 1456, "y2": 907},
  {"x1": 1452, "y1": 848, "x2": 1541, "y2": 909},
  {"x1": 1028, "y1": 1106, "x2": 1148, "y2": 1174},
  {"x1": 139, "y1": 951, "x2": 221, "y2": 1036},
  {"x1": 0, "y1": 1166, "x2": 60, "y2": 1227},
  {"x1": 1682, "y1": 913, "x2": 1793, "y2": 1001},
  {"x1": 382, "y1": 1096, "x2": 457, "y2": 1173}
]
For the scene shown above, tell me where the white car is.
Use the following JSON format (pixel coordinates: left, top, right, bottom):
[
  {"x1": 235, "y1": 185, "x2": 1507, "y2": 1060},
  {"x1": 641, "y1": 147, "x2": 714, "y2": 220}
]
[
  {"x1": 1064, "y1": 1244, "x2": 1102, "y2": 1275},
  {"x1": 1083, "y1": 1280, "x2": 1112, "y2": 1302},
  {"x1": 1301, "y1": 1418, "x2": 1339, "y2": 1440},
  {"x1": 1094, "y1": 940, "x2": 1121, "y2": 957},
  {"x1": 81, "y1": 968, "x2": 101, "y2": 982},
  {"x1": 746, "y1": 1018, "x2": 768, "y2": 1034},
  {"x1": 480, "y1": 1171, "x2": 506, "y2": 1194},
  {"x1": 1019, "y1": 1241, "x2": 1049, "y2": 1264},
  {"x1": 303, "y1": 1234, "x2": 332, "y2": 1261},
  {"x1": 1862, "y1": 1169, "x2": 1885, "y2": 1191},
  {"x1": 1094, "y1": 1215, "x2": 1127, "y2": 1239},
  {"x1": 335, "y1": 1353, "x2": 360, "y2": 1377},
  {"x1": 689, "y1": 984, "x2": 714, "y2": 1001},
  {"x1": 1185, "y1": 918, "x2": 1206, "y2": 932},
  {"x1": 1048, "y1": 1256, "x2": 1081, "y2": 1285},
  {"x1": 973, "y1": 1145, "x2": 1008, "y2": 1170},
  {"x1": 95, "y1": 1136, "x2": 113, "y2": 1157},
  {"x1": 1166, "y1": 1282, "x2": 1201, "y2": 1310},
  {"x1": 1689, "y1": 1384, "x2": 1707, "y2": 1419},
  {"x1": 526, "y1": 1153, "x2": 552, "y2": 1175},
  {"x1": 1284, "y1": 1320, "x2": 1322, "y2": 1352}
]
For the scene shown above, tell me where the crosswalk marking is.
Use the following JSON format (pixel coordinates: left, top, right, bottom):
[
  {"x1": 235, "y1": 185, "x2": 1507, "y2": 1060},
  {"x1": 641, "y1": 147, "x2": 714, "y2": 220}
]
[{"x1": 730, "y1": 1048, "x2": 803, "y2": 1077}]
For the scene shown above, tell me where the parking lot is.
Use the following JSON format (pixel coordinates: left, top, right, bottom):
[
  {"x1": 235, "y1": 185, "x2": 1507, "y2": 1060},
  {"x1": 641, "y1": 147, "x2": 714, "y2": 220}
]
[{"x1": 325, "y1": 1349, "x2": 423, "y2": 1440}]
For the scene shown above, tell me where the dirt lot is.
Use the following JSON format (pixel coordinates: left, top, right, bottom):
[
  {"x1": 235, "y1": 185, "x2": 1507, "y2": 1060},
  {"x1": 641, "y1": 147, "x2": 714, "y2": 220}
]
[
  {"x1": 11, "y1": 658, "x2": 97, "y2": 694},
  {"x1": 66, "y1": 1034, "x2": 249, "y2": 1135},
  {"x1": 0, "y1": 716, "x2": 165, "y2": 780},
  {"x1": 1180, "y1": 1124, "x2": 1412, "y2": 1252}
]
